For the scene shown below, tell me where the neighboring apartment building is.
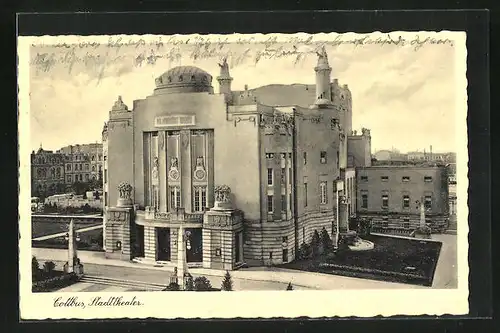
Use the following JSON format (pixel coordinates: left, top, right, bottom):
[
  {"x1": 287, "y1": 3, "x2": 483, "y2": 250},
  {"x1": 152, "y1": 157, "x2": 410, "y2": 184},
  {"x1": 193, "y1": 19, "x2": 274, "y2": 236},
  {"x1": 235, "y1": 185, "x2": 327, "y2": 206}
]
[
  {"x1": 57, "y1": 143, "x2": 103, "y2": 184},
  {"x1": 30, "y1": 145, "x2": 66, "y2": 197},
  {"x1": 356, "y1": 165, "x2": 449, "y2": 233},
  {"x1": 103, "y1": 48, "x2": 371, "y2": 269}
]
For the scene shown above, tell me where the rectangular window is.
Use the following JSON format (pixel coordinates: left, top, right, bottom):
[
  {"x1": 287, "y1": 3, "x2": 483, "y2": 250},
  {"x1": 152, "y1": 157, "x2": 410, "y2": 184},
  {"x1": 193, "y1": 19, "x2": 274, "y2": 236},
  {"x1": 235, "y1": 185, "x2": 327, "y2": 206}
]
[
  {"x1": 361, "y1": 194, "x2": 368, "y2": 209},
  {"x1": 424, "y1": 176, "x2": 433, "y2": 182},
  {"x1": 303, "y1": 152, "x2": 307, "y2": 165},
  {"x1": 85, "y1": 174, "x2": 89, "y2": 181},
  {"x1": 67, "y1": 165, "x2": 71, "y2": 171},
  {"x1": 170, "y1": 187, "x2": 181, "y2": 210},
  {"x1": 320, "y1": 181, "x2": 327, "y2": 204},
  {"x1": 320, "y1": 151, "x2": 327, "y2": 164},
  {"x1": 304, "y1": 183, "x2": 308, "y2": 207},
  {"x1": 403, "y1": 219, "x2": 410, "y2": 229},
  {"x1": 104, "y1": 170, "x2": 107, "y2": 183},
  {"x1": 360, "y1": 175, "x2": 368, "y2": 182},
  {"x1": 281, "y1": 195, "x2": 286, "y2": 212},
  {"x1": 382, "y1": 194, "x2": 389, "y2": 208},
  {"x1": 424, "y1": 195, "x2": 432, "y2": 209},
  {"x1": 67, "y1": 175, "x2": 71, "y2": 182},
  {"x1": 267, "y1": 195, "x2": 274, "y2": 213},
  {"x1": 381, "y1": 176, "x2": 389, "y2": 182},
  {"x1": 194, "y1": 188, "x2": 201, "y2": 212},
  {"x1": 288, "y1": 168, "x2": 292, "y2": 183},
  {"x1": 402, "y1": 176, "x2": 410, "y2": 182},
  {"x1": 336, "y1": 151, "x2": 340, "y2": 168},
  {"x1": 282, "y1": 236, "x2": 288, "y2": 243},
  {"x1": 382, "y1": 217, "x2": 389, "y2": 228},
  {"x1": 281, "y1": 168, "x2": 286, "y2": 184},
  {"x1": 267, "y1": 168, "x2": 273, "y2": 186},
  {"x1": 403, "y1": 195, "x2": 410, "y2": 208}
]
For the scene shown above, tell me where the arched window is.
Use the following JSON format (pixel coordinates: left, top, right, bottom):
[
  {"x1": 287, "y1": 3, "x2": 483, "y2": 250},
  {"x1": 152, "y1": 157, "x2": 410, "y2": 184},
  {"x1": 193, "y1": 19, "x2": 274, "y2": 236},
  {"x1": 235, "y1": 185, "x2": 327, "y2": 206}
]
[
  {"x1": 191, "y1": 75, "x2": 196, "y2": 81},
  {"x1": 91, "y1": 155, "x2": 95, "y2": 161},
  {"x1": 92, "y1": 166, "x2": 96, "y2": 172},
  {"x1": 179, "y1": 75, "x2": 183, "y2": 81}
]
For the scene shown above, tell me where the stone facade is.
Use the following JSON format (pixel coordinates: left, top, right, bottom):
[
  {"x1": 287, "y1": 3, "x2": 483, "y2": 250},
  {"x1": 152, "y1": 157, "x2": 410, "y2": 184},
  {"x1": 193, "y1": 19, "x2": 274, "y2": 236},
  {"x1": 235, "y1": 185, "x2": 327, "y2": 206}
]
[{"x1": 103, "y1": 50, "x2": 372, "y2": 269}]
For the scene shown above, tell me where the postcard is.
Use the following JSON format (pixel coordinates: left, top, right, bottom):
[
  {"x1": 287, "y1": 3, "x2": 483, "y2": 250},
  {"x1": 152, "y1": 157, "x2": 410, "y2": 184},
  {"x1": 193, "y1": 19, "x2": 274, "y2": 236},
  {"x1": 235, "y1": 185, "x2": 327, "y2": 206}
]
[{"x1": 18, "y1": 31, "x2": 468, "y2": 319}]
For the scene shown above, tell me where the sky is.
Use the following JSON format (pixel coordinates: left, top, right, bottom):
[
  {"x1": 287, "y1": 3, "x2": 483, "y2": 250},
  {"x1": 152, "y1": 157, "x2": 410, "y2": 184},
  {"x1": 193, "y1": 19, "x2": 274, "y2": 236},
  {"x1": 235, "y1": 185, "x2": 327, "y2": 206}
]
[{"x1": 26, "y1": 33, "x2": 464, "y2": 153}]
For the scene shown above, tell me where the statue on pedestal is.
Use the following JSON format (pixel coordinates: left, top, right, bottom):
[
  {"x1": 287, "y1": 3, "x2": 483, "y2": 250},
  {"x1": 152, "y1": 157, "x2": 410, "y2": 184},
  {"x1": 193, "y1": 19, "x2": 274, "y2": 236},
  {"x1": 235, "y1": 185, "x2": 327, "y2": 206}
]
[
  {"x1": 117, "y1": 181, "x2": 133, "y2": 207},
  {"x1": 213, "y1": 185, "x2": 232, "y2": 211}
]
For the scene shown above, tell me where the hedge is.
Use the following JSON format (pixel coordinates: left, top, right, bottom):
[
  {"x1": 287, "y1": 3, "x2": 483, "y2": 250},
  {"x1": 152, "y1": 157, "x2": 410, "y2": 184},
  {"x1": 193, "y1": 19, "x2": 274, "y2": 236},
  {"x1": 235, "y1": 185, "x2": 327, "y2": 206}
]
[{"x1": 32, "y1": 272, "x2": 81, "y2": 292}]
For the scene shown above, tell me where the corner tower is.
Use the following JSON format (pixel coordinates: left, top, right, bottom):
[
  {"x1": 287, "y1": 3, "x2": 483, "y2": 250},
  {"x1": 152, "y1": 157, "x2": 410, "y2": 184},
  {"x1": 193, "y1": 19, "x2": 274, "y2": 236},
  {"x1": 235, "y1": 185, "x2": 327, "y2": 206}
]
[
  {"x1": 217, "y1": 57, "x2": 233, "y2": 103},
  {"x1": 314, "y1": 46, "x2": 332, "y2": 101}
]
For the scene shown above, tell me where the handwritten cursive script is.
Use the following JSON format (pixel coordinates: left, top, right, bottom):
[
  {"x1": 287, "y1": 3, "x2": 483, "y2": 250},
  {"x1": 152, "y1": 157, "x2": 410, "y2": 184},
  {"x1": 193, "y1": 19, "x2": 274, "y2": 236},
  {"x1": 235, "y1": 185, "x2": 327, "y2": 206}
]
[
  {"x1": 29, "y1": 34, "x2": 455, "y2": 84},
  {"x1": 53, "y1": 296, "x2": 143, "y2": 309}
]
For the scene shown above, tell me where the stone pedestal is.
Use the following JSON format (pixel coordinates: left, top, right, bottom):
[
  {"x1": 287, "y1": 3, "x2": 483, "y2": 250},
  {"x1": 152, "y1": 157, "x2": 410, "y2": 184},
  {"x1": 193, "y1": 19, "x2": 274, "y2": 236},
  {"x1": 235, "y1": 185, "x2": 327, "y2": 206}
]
[
  {"x1": 104, "y1": 206, "x2": 134, "y2": 260},
  {"x1": 338, "y1": 202, "x2": 349, "y2": 233},
  {"x1": 202, "y1": 208, "x2": 243, "y2": 271}
]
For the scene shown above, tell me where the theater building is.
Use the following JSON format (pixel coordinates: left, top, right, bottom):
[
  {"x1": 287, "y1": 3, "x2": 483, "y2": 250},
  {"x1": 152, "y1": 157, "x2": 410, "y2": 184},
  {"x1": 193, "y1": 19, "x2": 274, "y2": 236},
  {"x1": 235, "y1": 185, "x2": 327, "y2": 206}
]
[
  {"x1": 356, "y1": 165, "x2": 450, "y2": 234},
  {"x1": 103, "y1": 48, "x2": 371, "y2": 269}
]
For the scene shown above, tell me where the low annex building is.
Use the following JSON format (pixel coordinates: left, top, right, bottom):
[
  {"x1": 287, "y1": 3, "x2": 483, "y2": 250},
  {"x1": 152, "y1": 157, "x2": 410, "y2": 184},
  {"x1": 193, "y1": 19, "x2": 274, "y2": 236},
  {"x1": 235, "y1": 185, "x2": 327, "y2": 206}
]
[{"x1": 102, "y1": 48, "x2": 371, "y2": 270}]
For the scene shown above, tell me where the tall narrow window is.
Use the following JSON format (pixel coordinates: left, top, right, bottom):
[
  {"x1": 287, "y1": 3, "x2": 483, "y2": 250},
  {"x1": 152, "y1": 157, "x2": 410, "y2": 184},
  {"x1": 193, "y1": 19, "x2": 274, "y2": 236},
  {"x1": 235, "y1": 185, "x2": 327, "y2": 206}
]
[
  {"x1": 361, "y1": 194, "x2": 368, "y2": 209},
  {"x1": 382, "y1": 194, "x2": 389, "y2": 209},
  {"x1": 281, "y1": 195, "x2": 286, "y2": 212},
  {"x1": 403, "y1": 195, "x2": 410, "y2": 208},
  {"x1": 170, "y1": 187, "x2": 181, "y2": 210},
  {"x1": 320, "y1": 151, "x2": 327, "y2": 164},
  {"x1": 267, "y1": 195, "x2": 274, "y2": 213},
  {"x1": 289, "y1": 193, "x2": 292, "y2": 211},
  {"x1": 201, "y1": 188, "x2": 207, "y2": 210},
  {"x1": 336, "y1": 151, "x2": 340, "y2": 168},
  {"x1": 320, "y1": 181, "x2": 327, "y2": 204},
  {"x1": 424, "y1": 176, "x2": 433, "y2": 182},
  {"x1": 281, "y1": 168, "x2": 286, "y2": 184},
  {"x1": 288, "y1": 168, "x2": 292, "y2": 183},
  {"x1": 303, "y1": 152, "x2": 307, "y2": 165},
  {"x1": 193, "y1": 187, "x2": 207, "y2": 212},
  {"x1": 267, "y1": 168, "x2": 273, "y2": 186},
  {"x1": 304, "y1": 183, "x2": 308, "y2": 207}
]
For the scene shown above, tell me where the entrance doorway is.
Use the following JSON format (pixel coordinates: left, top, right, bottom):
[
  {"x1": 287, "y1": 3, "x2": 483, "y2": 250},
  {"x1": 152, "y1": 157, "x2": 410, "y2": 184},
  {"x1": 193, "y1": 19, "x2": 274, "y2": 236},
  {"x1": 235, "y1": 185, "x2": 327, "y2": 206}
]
[
  {"x1": 133, "y1": 225, "x2": 144, "y2": 258},
  {"x1": 185, "y1": 228, "x2": 202, "y2": 263},
  {"x1": 156, "y1": 228, "x2": 171, "y2": 261}
]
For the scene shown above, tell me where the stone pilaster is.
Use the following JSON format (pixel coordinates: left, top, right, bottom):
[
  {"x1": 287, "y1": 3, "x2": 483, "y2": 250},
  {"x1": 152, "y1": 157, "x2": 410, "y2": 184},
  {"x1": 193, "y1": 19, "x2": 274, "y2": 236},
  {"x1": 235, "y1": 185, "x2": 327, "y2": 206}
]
[{"x1": 104, "y1": 206, "x2": 134, "y2": 260}]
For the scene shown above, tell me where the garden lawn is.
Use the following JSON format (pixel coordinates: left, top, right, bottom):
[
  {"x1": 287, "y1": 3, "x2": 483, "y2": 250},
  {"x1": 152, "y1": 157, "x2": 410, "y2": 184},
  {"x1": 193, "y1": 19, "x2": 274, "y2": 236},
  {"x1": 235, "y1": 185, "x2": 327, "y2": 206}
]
[{"x1": 280, "y1": 234, "x2": 442, "y2": 286}]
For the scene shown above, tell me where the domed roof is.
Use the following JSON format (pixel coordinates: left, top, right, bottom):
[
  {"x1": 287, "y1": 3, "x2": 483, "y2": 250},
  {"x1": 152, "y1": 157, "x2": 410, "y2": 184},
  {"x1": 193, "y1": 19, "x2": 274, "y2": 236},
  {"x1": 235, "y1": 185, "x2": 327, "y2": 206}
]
[{"x1": 154, "y1": 66, "x2": 213, "y2": 94}]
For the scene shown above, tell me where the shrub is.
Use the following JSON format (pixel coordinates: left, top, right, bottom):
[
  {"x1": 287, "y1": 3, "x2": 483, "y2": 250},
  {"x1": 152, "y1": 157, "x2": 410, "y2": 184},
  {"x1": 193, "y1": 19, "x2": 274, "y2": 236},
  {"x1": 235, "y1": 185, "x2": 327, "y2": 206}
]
[
  {"x1": 194, "y1": 276, "x2": 212, "y2": 291},
  {"x1": 298, "y1": 242, "x2": 312, "y2": 260},
  {"x1": 286, "y1": 282, "x2": 293, "y2": 290},
  {"x1": 311, "y1": 230, "x2": 321, "y2": 257},
  {"x1": 166, "y1": 282, "x2": 180, "y2": 291},
  {"x1": 221, "y1": 271, "x2": 233, "y2": 291},
  {"x1": 185, "y1": 274, "x2": 194, "y2": 291},
  {"x1": 43, "y1": 261, "x2": 56, "y2": 274}
]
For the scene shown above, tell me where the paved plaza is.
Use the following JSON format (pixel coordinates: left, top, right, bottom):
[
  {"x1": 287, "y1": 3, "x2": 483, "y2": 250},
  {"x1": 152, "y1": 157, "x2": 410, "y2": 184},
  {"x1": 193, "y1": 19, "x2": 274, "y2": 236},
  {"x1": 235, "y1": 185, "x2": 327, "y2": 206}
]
[{"x1": 32, "y1": 234, "x2": 457, "y2": 291}]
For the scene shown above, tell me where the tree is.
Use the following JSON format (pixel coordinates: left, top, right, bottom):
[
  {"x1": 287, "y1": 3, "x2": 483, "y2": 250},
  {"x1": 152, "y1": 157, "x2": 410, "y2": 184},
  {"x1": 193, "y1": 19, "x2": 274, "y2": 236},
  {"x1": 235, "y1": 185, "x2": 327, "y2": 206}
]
[
  {"x1": 311, "y1": 230, "x2": 321, "y2": 257},
  {"x1": 43, "y1": 261, "x2": 56, "y2": 275},
  {"x1": 194, "y1": 276, "x2": 212, "y2": 291},
  {"x1": 221, "y1": 271, "x2": 233, "y2": 291},
  {"x1": 320, "y1": 227, "x2": 333, "y2": 253},
  {"x1": 286, "y1": 282, "x2": 293, "y2": 290},
  {"x1": 32, "y1": 256, "x2": 40, "y2": 279}
]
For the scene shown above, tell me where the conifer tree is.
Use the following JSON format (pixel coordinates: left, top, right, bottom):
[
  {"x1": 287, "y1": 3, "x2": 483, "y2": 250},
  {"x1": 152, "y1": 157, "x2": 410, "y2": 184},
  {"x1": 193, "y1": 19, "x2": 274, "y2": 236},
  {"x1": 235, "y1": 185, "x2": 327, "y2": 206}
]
[{"x1": 221, "y1": 270, "x2": 233, "y2": 291}]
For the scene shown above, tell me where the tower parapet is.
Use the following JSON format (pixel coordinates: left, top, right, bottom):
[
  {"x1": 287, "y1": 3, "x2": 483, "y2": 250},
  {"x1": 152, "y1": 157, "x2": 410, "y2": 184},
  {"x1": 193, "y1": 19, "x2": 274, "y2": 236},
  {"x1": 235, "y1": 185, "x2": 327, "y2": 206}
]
[{"x1": 217, "y1": 57, "x2": 233, "y2": 104}]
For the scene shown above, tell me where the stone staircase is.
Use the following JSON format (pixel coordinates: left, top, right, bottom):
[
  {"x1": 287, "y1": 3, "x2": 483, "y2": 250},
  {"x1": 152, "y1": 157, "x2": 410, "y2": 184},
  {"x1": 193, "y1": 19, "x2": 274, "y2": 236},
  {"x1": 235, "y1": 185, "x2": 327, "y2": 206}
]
[{"x1": 80, "y1": 275, "x2": 168, "y2": 291}]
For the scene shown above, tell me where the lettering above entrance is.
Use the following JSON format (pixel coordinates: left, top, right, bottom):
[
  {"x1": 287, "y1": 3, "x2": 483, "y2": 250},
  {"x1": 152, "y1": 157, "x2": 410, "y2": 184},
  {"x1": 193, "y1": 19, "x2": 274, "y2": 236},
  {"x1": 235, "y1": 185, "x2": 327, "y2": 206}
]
[{"x1": 155, "y1": 115, "x2": 196, "y2": 127}]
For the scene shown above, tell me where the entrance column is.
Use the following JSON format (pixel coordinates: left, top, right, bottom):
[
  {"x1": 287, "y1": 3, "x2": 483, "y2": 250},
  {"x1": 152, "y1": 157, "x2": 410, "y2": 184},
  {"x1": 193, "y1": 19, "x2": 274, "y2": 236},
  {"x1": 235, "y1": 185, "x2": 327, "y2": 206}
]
[{"x1": 180, "y1": 130, "x2": 192, "y2": 212}]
